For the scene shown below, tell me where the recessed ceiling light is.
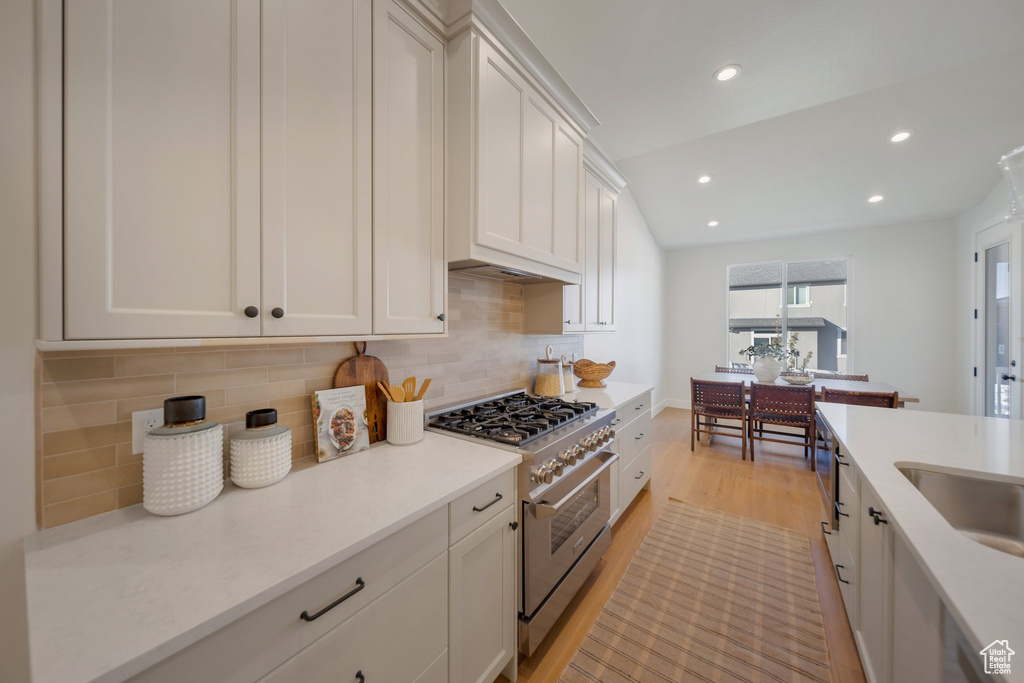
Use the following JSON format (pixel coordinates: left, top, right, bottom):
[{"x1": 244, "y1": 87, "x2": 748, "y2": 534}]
[
  {"x1": 698, "y1": 174, "x2": 713, "y2": 184},
  {"x1": 714, "y1": 64, "x2": 741, "y2": 82},
  {"x1": 890, "y1": 130, "x2": 912, "y2": 143},
  {"x1": 708, "y1": 220, "x2": 719, "y2": 227},
  {"x1": 868, "y1": 194, "x2": 885, "y2": 203}
]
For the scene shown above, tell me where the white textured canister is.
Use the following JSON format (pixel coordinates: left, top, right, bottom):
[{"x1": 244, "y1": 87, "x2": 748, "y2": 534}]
[
  {"x1": 230, "y1": 408, "x2": 292, "y2": 488},
  {"x1": 143, "y1": 395, "x2": 224, "y2": 516},
  {"x1": 387, "y1": 400, "x2": 425, "y2": 446}
]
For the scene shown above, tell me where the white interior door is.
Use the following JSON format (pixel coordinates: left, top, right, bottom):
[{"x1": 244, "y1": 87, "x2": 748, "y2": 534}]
[
  {"x1": 260, "y1": 0, "x2": 373, "y2": 336},
  {"x1": 64, "y1": 0, "x2": 262, "y2": 339},
  {"x1": 975, "y1": 222, "x2": 1023, "y2": 419}
]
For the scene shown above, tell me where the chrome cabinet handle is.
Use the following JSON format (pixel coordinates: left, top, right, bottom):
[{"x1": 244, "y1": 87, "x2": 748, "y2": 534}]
[
  {"x1": 835, "y1": 564, "x2": 850, "y2": 584},
  {"x1": 300, "y1": 578, "x2": 365, "y2": 621},
  {"x1": 821, "y1": 521, "x2": 831, "y2": 535},
  {"x1": 472, "y1": 492, "x2": 503, "y2": 512}
]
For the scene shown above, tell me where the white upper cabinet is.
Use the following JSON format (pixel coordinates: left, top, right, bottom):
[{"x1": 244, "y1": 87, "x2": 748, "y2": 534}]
[
  {"x1": 583, "y1": 169, "x2": 617, "y2": 332},
  {"x1": 372, "y1": 0, "x2": 446, "y2": 334},
  {"x1": 64, "y1": 0, "x2": 262, "y2": 339},
  {"x1": 447, "y1": 31, "x2": 585, "y2": 284},
  {"x1": 261, "y1": 0, "x2": 373, "y2": 337}
]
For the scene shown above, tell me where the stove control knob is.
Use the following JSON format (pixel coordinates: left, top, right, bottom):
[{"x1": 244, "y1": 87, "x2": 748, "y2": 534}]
[
  {"x1": 583, "y1": 436, "x2": 598, "y2": 452},
  {"x1": 544, "y1": 459, "x2": 564, "y2": 476},
  {"x1": 558, "y1": 449, "x2": 575, "y2": 466},
  {"x1": 596, "y1": 427, "x2": 609, "y2": 444},
  {"x1": 606, "y1": 427, "x2": 616, "y2": 441},
  {"x1": 571, "y1": 444, "x2": 585, "y2": 460},
  {"x1": 530, "y1": 465, "x2": 553, "y2": 485}
]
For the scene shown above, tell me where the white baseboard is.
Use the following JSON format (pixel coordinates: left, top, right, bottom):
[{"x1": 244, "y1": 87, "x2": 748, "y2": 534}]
[{"x1": 658, "y1": 399, "x2": 690, "y2": 412}]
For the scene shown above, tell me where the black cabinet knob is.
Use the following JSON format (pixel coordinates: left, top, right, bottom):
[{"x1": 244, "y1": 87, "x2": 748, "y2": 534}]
[
  {"x1": 272, "y1": 307, "x2": 285, "y2": 319},
  {"x1": 244, "y1": 306, "x2": 259, "y2": 318},
  {"x1": 437, "y1": 313, "x2": 447, "y2": 322},
  {"x1": 509, "y1": 521, "x2": 519, "y2": 531}
]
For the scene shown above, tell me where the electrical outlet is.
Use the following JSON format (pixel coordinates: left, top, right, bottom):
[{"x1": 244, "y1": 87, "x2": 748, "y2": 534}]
[{"x1": 132, "y1": 409, "x2": 163, "y2": 455}]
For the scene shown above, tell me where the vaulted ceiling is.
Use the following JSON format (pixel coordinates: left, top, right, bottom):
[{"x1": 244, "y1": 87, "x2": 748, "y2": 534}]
[{"x1": 499, "y1": 0, "x2": 1024, "y2": 248}]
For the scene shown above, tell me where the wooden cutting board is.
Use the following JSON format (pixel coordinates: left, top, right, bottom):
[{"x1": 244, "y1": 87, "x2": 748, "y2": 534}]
[{"x1": 333, "y1": 342, "x2": 389, "y2": 444}]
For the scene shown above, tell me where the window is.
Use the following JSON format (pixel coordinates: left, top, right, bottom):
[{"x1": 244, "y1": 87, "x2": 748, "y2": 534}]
[
  {"x1": 787, "y1": 285, "x2": 810, "y2": 306},
  {"x1": 728, "y1": 259, "x2": 850, "y2": 372}
]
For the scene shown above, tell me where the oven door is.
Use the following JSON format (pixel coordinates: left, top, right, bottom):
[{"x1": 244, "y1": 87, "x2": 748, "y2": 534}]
[
  {"x1": 814, "y1": 412, "x2": 836, "y2": 530},
  {"x1": 522, "y1": 449, "x2": 616, "y2": 618}
]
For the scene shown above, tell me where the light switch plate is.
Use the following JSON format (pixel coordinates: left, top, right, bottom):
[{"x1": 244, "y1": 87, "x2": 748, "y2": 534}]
[{"x1": 132, "y1": 409, "x2": 163, "y2": 455}]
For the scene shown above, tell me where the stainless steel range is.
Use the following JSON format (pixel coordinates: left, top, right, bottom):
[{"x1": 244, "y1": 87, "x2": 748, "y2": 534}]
[{"x1": 427, "y1": 390, "x2": 618, "y2": 656}]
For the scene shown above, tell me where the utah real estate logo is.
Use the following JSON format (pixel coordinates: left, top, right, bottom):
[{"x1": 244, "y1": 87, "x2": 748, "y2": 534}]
[{"x1": 980, "y1": 639, "x2": 1014, "y2": 676}]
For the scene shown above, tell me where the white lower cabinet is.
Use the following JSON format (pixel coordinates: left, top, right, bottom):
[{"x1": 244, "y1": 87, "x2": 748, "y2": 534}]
[
  {"x1": 608, "y1": 390, "x2": 652, "y2": 526},
  {"x1": 261, "y1": 552, "x2": 448, "y2": 682},
  {"x1": 449, "y1": 504, "x2": 517, "y2": 683},
  {"x1": 609, "y1": 457, "x2": 622, "y2": 525},
  {"x1": 856, "y1": 485, "x2": 891, "y2": 683},
  {"x1": 890, "y1": 532, "x2": 942, "y2": 683}
]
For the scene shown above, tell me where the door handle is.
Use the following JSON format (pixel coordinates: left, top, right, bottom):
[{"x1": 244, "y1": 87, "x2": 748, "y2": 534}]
[{"x1": 1003, "y1": 374, "x2": 1017, "y2": 382}]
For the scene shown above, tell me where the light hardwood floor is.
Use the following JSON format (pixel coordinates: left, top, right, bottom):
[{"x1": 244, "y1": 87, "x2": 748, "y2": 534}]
[{"x1": 505, "y1": 407, "x2": 866, "y2": 683}]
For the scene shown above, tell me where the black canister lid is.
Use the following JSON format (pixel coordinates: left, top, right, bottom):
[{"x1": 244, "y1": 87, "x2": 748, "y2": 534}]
[
  {"x1": 246, "y1": 408, "x2": 278, "y2": 429},
  {"x1": 163, "y1": 395, "x2": 206, "y2": 425}
]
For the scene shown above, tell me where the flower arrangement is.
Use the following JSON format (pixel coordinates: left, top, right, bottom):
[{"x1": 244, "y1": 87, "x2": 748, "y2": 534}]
[
  {"x1": 787, "y1": 332, "x2": 814, "y2": 372},
  {"x1": 737, "y1": 339, "x2": 789, "y2": 361}
]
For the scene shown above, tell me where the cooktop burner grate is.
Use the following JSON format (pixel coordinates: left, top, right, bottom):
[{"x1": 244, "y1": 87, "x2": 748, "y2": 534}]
[{"x1": 427, "y1": 392, "x2": 598, "y2": 446}]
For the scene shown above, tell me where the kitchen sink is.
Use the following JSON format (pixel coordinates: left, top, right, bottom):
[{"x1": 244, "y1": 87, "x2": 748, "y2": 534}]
[{"x1": 897, "y1": 466, "x2": 1024, "y2": 559}]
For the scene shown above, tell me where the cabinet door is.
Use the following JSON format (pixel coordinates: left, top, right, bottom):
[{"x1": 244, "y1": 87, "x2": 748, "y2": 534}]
[
  {"x1": 562, "y1": 284, "x2": 586, "y2": 332},
  {"x1": 891, "y1": 533, "x2": 942, "y2": 683},
  {"x1": 597, "y1": 186, "x2": 617, "y2": 331},
  {"x1": 261, "y1": 0, "x2": 373, "y2": 336},
  {"x1": 449, "y1": 505, "x2": 516, "y2": 683},
  {"x1": 64, "y1": 0, "x2": 261, "y2": 339},
  {"x1": 583, "y1": 173, "x2": 602, "y2": 331},
  {"x1": 856, "y1": 487, "x2": 892, "y2": 683},
  {"x1": 553, "y1": 123, "x2": 584, "y2": 273},
  {"x1": 476, "y1": 42, "x2": 525, "y2": 257},
  {"x1": 522, "y1": 93, "x2": 556, "y2": 262},
  {"x1": 372, "y1": 0, "x2": 445, "y2": 334}
]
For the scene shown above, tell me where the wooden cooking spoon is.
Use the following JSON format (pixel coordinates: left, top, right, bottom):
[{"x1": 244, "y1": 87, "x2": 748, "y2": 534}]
[
  {"x1": 403, "y1": 377, "x2": 416, "y2": 402},
  {"x1": 414, "y1": 378, "x2": 432, "y2": 401},
  {"x1": 390, "y1": 384, "x2": 406, "y2": 403}
]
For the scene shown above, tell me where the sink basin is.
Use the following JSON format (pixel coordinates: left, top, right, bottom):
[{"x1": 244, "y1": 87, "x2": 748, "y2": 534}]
[{"x1": 898, "y1": 466, "x2": 1024, "y2": 558}]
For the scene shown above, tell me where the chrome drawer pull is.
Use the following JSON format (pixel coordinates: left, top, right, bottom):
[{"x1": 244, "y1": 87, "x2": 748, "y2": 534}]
[
  {"x1": 635, "y1": 433, "x2": 645, "y2": 440},
  {"x1": 299, "y1": 578, "x2": 365, "y2": 622},
  {"x1": 472, "y1": 492, "x2": 503, "y2": 512},
  {"x1": 635, "y1": 403, "x2": 645, "y2": 409}
]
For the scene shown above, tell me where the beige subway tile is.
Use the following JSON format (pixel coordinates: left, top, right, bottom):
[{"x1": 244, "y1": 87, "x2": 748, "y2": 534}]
[
  {"x1": 269, "y1": 395, "x2": 310, "y2": 415},
  {"x1": 206, "y1": 401, "x2": 268, "y2": 426},
  {"x1": 43, "y1": 463, "x2": 142, "y2": 505},
  {"x1": 115, "y1": 389, "x2": 226, "y2": 422},
  {"x1": 42, "y1": 446, "x2": 117, "y2": 480},
  {"x1": 303, "y1": 345, "x2": 357, "y2": 364},
  {"x1": 41, "y1": 401, "x2": 117, "y2": 432},
  {"x1": 116, "y1": 483, "x2": 144, "y2": 509},
  {"x1": 176, "y1": 367, "x2": 268, "y2": 393},
  {"x1": 117, "y1": 442, "x2": 142, "y2": 464},
  {"x1": 224, "y1": 379, "x2": 306, "y2": 406},
  {"x1": 304, "y1": 377, "x2": 333, "y2": 394},
  {"x1": 267, "y1": 362, "x2": 338, "y2": 383},
  {"x1": 41, "y1": 375, "x2": 176, "y2": 407},
  {"x1": 175, "y1": 344, "x2": 269, "y2": 353},
  {"x1": 292, "y1": 456, "x2": 316, "y2": 471},
  {"x1": 43, "y1": 421, "x2": 132, "y2": 457},
  {"x1": 291, "y1": 442, "x2": 306, "y2": 461},
  {"x1": 277, "y1": 411, "x2": 307, "y2": 431},
  {"x1": 42, "y1": 491, "x2": 117, "y2": 528},
  {"x1": 226, "y1": 348, "x2": 305, "y2": 369},
  {"x1": 116, "y1": 352, "x2": 225, "y2": 377},
  {"x1": 42, "y1": 357, "x2": 117, "y2": 382}
]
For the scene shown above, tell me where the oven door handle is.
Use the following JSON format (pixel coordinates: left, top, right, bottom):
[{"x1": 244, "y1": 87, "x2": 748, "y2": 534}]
[{"x1": 532, "y1": 452, "x2": 619, "y2": 519}]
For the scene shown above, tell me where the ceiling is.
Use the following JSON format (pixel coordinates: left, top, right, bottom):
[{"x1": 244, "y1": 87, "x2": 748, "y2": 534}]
[{"x1": 498, "y1": 0, "x2": 1024, "y2": 249}]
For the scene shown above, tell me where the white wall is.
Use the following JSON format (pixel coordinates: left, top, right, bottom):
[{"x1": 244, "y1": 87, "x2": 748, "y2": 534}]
[
  {"x1": 0, "y1": 0, "x2": 38, "y2": 679},
  {"x1": 664, "y1": 219, "x2": 959, "y2": 413},
  {"x1": 953, "y1": 179, "x2": 1011, "y2": 415},
  {"x1": 584, "y1": 188, "x2": 667, "y2": 410}
]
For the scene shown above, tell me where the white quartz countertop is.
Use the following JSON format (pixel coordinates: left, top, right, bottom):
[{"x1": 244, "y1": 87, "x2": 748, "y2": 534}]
[
  {"x1": 24, "y1": 434, "x2": 521, "y2": 683},
  {"x1": 816, "y1": 404, "x2": 1024, "y2": 674},
  {"x1": 569, "y1": 381, "x2": 653, "y2": 411}
]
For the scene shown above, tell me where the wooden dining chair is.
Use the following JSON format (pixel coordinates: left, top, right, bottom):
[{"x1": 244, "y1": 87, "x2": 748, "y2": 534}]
[
  {"x1": 821, "y1": 387, "x2": 898, "y2": 408},
  {"x1": 690, "y1": 379, "x2": 747, "y2": 457},
  {"x1": 747, "y1": 383, "x2": 815, "y2": 465},
  {"x1": 715, "y1": 365, "x2": 753, "y2": 375}
]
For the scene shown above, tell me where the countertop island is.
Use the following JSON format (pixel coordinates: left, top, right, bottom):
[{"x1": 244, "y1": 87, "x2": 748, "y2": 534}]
[
  {"x1": 24, "y1": 433, "x2": 521, "y2": 683},
  {"x1": 816, "y1": 404, "x2": 1024, "y2": 679}
]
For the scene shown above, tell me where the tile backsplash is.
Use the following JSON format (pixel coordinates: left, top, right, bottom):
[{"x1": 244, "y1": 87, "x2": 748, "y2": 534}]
[{"x1": 36, "y1": 274, "x2": 582, "y2": 528}]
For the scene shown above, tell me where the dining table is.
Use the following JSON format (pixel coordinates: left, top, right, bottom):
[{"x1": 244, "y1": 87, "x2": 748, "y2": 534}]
[{"x1": 695, "y1": 372, "x2": 919, "y2": 407}]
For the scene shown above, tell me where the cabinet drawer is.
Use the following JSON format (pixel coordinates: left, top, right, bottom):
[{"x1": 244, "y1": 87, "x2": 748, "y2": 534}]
[
  {"x1": 133, "y1": 506, "x2": 447, "y2": 683},
  {"x1": 620, "y1": 392, "x2": 652, "y2": 422},
  {"x1": 450, "y1": 468, "x2": 515, "y2": 545},
  {"x1": 412, "y1": 650, "x2": 448, "y2": 683},
  {"x1": 261, "y1": 552, "x2": 448, "y2": 683},
  {"x1": 621, "y1": 445, "x2": 651, "y2": 509},
  {"x1": 835, "y1": 544, "x2": 857, "y2": 627},
  {"x1": 615, "y1": 409, "x2": 651, "y2": 467}
]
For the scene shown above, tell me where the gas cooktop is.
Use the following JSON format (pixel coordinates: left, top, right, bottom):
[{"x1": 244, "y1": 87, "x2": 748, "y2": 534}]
[{"x1": 427, "y1": 392, "x2": 599, "y2": 446}]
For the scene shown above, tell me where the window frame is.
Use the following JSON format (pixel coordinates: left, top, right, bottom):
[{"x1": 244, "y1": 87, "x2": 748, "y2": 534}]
[
  {"x1": 786, "y1": 284, "x2": 811, "y2": 307},
  {"x1": 726, "y1": 257, "x2": 853, "y2": 371}
]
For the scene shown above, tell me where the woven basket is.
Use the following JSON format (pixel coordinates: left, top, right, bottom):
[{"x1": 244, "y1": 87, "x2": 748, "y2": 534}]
[{"x1": 573, "y1": 359, "x2": 616, "y2": 388}]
